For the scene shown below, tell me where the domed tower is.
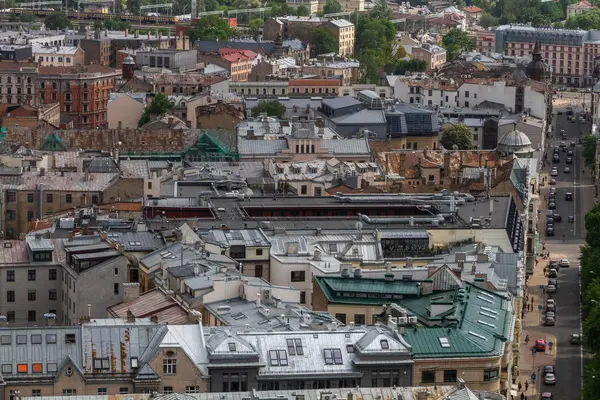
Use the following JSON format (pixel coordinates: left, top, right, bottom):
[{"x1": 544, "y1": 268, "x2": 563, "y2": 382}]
[
  {"x1": 526, "y1": 41, "x2": 547, "y2": 82},
  {"x1": 122, "y1": 55, "x2": 135, "y2": 80}
]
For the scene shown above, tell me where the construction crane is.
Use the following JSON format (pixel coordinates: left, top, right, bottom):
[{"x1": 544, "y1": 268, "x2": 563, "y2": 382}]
[{"x1": 19, "y1": 0, "x2": 62, "y2": 9}]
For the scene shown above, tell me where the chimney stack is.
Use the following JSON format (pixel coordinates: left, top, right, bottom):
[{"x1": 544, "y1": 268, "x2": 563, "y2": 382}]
[{"x1": 126, "y1": 309, "x2": 135, "y2": 323}]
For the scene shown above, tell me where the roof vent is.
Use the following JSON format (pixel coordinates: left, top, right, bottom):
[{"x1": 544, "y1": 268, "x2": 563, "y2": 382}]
[
  {"x1": 353, "y1": 268, "x2": 363, "y2": 279},
  {"x1": 341, "y1": 266, "x2": 351, "y2": 278}
]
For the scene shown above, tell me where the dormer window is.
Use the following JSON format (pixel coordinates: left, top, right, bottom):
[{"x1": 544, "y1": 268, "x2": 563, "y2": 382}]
[
  {"x1": 228, "y1": 342, "x2": 236, "y2": 352},
  {"x1": 380, "y1": 339, "x2": 389, "y2": 349}
]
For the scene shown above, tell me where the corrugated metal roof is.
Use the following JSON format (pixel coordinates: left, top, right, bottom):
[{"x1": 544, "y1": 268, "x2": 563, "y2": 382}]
[
  {"x1": 330, "y1": 109, "x2": 386, "y2": 125},
  {"x1": 238, "y1": 139, "x2": 288, "y2": 156},
  {"x1": 207, "y1": 229, "x2": 270, "y2": 247},
  {"x1": 26, "y1": 236, "x2": 54, "y2": 251},
  {"x1": 322, "y1": 138, "x2": 370, "y2": 155}
]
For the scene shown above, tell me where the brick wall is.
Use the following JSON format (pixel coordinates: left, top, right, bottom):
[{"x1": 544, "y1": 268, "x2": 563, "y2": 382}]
[{"x1": 311, "y1": 279, "x2": 329, "y2": 311}]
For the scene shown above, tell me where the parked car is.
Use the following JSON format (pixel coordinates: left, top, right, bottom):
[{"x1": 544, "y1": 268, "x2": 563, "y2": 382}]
[
  {"x1": 536, "y1": 339, "x2": 546, "y2": 351},
  {"x1": 544, "y1": 366, "x2": 555, "y2": 374},
  {"x1": 552, "y1": 154, "x2": 560, "y2": 163},
  {"x1": 548, "y1": 268, "x2": 558, "y2": 278},
  {"x1": 564, "y1": 166, "x2": 571, "y2": 173},
  {"x1": 569, "y1": 215, "x2": 575, "y2": 222},
  {"x1": 548, "y1": 202, "x2": 556, "y2": 210},
  {"x1": 566, "y1": 157, "x2": 573, "y2": 164},
  {"x1": 571, "y1": 141, "x2": 577, "y2": 147},
  {"x1": 552, "y1": 213, "x2": 562, "y2": 222},
  {"x1": 548, "y1": 278, "x2": 558, "y2": 289},
  {"x1": 566, "y1": 192, "x2": 573, "y2": 201},
  {"x1": 545, "y1": 317, "x2": 556, "y2": 326},
  {"x1": 546, "y1": 311, "x2": 555, "y2": 319},
  {"x1": 546, "y1": 227, "x2": 555, "y2": 236},
  {"x1": 570, "y1": 334, "x2": 581, "y2": 344},
  {"x1": 560, "y1": 141, "x2": 567, "y2": 149},
  {"x1": 567, "y1": 150, "x2": 574, "y2": 156},
  {"x1": 553, "y1": 147, "x2": 560, "y2": 154},
  {"x1": 550, "y1": 178, "x2": 557, "y2": 185},
  {"x1": 541, "y1": 392, "x2": 553, "y2": 400},
  {"x1": 561, "y1": 130, "x2": 567, "y2": 138},
  {"x1": 544, "y1": 373, "x2": 556, "y2": 385},
  {"x1": 550, "y1": 168, "x2": 559, "y2": 176},
  {"x1": 546, "y1": 218, "x2": 554, "y2": 227},
  {"x1": 559, "y1": 258, "x2": 570, "y2": 268},
  {"x1": 547, "y1": 284, "x2": 557, "y2": 294}
]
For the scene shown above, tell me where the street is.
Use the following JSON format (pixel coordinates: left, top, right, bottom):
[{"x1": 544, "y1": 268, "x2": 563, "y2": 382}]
[{"x1": 521, "y1": 107, "x2": 596, "y2": 400}]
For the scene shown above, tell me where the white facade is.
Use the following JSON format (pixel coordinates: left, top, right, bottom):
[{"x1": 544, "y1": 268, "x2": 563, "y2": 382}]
[{"x1": 394, "y1": 79, "x2": 459, "y2": 108}]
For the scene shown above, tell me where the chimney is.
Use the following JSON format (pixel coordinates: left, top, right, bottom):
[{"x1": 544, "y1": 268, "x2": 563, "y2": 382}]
[
  {"x1": 159, "y1": 32, "x2": 162, "y2": 40},
  {"x1": 79, "y1": 315, "x2": 91, "y2": 324},
  {"x1": 256, "y1": 292, "x2": 261, "y2": 307},
  {"x1": 104, "y1": 29, "x2": 108, "y2": 37},
  {"x1": 168, "y1": 116, "x2": 174, "y2": 125},
  {"x1": 118, "y1": 120, "x2": 122, "y2": 130},
  {"x1": 471, "y1": 262, "x2": 477, "y2": 275},
  {"x1": 126, "y1": 309, "x2": 135, "y2": 323},
  {"x1": 123, "y1": 282, "x2": 140, "y2": 302},
  {"x1": 150, "y1": 315, "x2": 158, "y2": 323},
  {"x1": 135, "y1": 30, "x2": 139, "y2": 38}
]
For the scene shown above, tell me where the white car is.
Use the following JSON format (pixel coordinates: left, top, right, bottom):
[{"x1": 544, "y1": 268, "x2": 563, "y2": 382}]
[
  {"x1": 559, "y1": 259, "x2": 570, "y2": 268},
  {"x1": 550, "y1": 168, "x2": 559, "y2": 177}
]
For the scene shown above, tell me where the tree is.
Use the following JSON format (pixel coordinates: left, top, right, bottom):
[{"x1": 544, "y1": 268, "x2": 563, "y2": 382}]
[
  {"x1": 204, "y1": 0, "x2": 219, "y2": 11},
  {"x1": 309, "y1": 27, "x2": 338, "y2": 56},
  {"x1": 582, "y1": 134, "x2": 597, "y2": 169},
  {"x1": 479, "y1": 12, "x2": 499, "y2": 28},
  {"x1": 323, "y1": 0, "x2": 342, "y2": 14},
  {"x1": 188, "y1": 14, "x2": 235, "y2": 43},
  {"x1": 583, "y1": 353, "x2": 600, "y2": 400},
  {"x1": 44, "y1": 11, "x2": 71, "y2": 30},
  {"x1": 442, "y1": 28, "x2": 474, "y2": 60},
  {"x1": 391, "y1": 59, "x2": 427, "y2": 75},
  {"x1": 296, "y1": 4, "x2": 310, "y2": 15},
  {"x1": 127, "y1": 0, "x2": 141, "y2": 14},
  {"x1": 586, "y1": 203, "x2": 600, "y2": 249},
  {"x1": 251, "y1": 100, "x2": 286, "y2": 119},
  {"x1": 248, "y1": 17, "x2": 263, "y2": 39},
  {"x1": 566, "y1": 8, "x2": 600, "y2": 29},
  {"x1": 370, "y1": 0, "x2": 390, "y2": 19},
  {"x1": 441, "y1": 124, "x2": 473, "y2": 150},
  {"x1": 19, "y1": 13, "x2": 36, "y2": 22},
  {"x1": 8, "y1": 13, "x2": 17, "y2": 22},
  {"x1": 138, "y1": 93, "x2": 173, "y2": 127}
]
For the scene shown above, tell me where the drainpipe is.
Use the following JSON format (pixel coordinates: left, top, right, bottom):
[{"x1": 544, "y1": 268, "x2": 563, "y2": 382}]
[{"x1": 38, "y1": 183, "x2": 44, "y2": 219}]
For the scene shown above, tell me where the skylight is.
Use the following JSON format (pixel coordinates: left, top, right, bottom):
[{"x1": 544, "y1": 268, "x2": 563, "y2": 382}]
[
  {"x1": 476, "y1": 296, "x2": 494, "y2": 304},
  {"x1": 480, "y1": 306, "x2": 498, "y2": 314},
  {"x1": 479, "y1": 311, "x2": 498, "y2": 319},
  {"x1": 439, "y1": 337, "x2": 451, "y2": 348},
  {"x1": 380, "y1": 339, "x2": 389, "y2": 349},
  {"x1": 477, "y1": 320, "x2": 496, "y2": 328},
  {"x1": 468, "y1": 331, "x2": 487, "y2": 340},
  {"x1": 323, "y1": 348, "x2": 343, "y2": 365}
]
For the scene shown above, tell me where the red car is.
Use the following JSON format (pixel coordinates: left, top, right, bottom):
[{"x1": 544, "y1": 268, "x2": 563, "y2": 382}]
[{"x1": 535, "y1": 339, "x2": 546, "y2": 351}]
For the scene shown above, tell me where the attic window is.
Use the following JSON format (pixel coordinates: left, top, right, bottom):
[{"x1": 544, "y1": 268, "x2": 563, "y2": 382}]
[
  {"x1": 3, "y1": 242, "x2": 11, "y2": 248},
  {"x1": 93, "y1": 358, "x2": 110, "y2": 370},
  {"x1": 346, "y1": 344, "x2": 355, "y2": 353},
  {"x1": 323, "y1": 348, "x2": 343, "y2": 365},
  {"x1": 1, "y1": 335, "x2": 10, "y2": 345},
  {"x1": 268, "y1": 350, "x2": 288, "y2": 366},
  {"x1": 131, "y1": 357, "x2": 139, "y2": 369},
  {"x1": 228, "y1": 342, "x2": 237, "y2": 352},
  {"x1": 329, "y1": 244, "x2": 337, "y2": 253},
  {"x1": 439, "y1": 337, "x2": 451, "y2": 348},
  {"x1": 47, "y1": 363, "x2": 57, "y2": 373},
  {"x1": 65, "y1": 334, "x2": 76, "y2": 344},
  {"x1": 380, "y1": 339, "x2": 389, "y2": 349},
  {"x1": 286, "y1": 338, "x2": 304, "y2": 356}
]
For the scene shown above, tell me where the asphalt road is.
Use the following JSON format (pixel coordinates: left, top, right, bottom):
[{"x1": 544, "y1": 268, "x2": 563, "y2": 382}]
[{"x1": 532, "y1": 108, "x2": 595, "y2": 400}]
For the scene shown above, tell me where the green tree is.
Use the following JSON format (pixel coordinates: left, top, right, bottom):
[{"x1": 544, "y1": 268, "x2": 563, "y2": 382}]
[
  {"x1": 127, "y1": 0, "x2": 141, "y2": 14},
  {"x1": 581, "y1": 244, "x2": 600, "y2": 294},
  {"x1": 188, "y1": 14, "x2": 236, "y2": 43},
  {"x1": 370, "y1": 0, "x2": 390, "y2": 19},
  {"x1": 8, "y1": 13, "x2": 18, "y2": 22},
  {"x1": 323, "y1": 0, "x2": 342, "y2": 14},
  {"x1": 541, "y1": 1, "x2": 564, "y2": 21},
  {"x1": 19, "y1": 13, "x2": 36, "y2": 22},
  {"x1": 479, "y1": 12, "x2": 499, "y2": 28},
  {"x1": 309, "y1": 27, "x2": 338, "y2": 56},
  {"x1": 204, "y1": 0, "x2": 219, "y2": 11},
  {"x1": 586, "y1": 203, "x2": 600, "y2": 249},
  {"x1": 251, "y1": 100, "x2": 286, "y2": 119},
  {"x1": 44, "y1": 11, "x2": 71, "y2": 30},
  {"x1": 358, "y1": 48, "x2": 382, "y2": 84},
  {"x1": 442, "y1": 28, "x2": 474, "y2": 60},
  {"x1": 566, "y1": 8, "x2": 600, "y2": 29},
  {"x1": 296, "y1": 4, "x2": 310, "y2": 15},
  {"x1": 138, "y1": 93, "x2": 173, "y2": 128},
  {"x1": 583, "y1": 353, "x2": 600, "y2": 400},
  {"x1": 248, "y1": 17, "x2": 263, "y2": 39},
  {"x1": 391, "y1": 59, "x2": 427, "y2": 74},
  {"x1": 441, "y1": 124, "x2": 473, "y2": 150},
  {"x1": 582, "y1": 134, "x2": 597, "y2": 169}
]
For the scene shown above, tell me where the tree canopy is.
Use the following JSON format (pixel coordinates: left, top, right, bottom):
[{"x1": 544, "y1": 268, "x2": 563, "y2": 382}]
[
  {"x1": 251, "y1": 100, "x2": 286, "y2": 119},
  {"x1": 442, "y1": 28, "x2": 475, "y2": 60},
  {"x1": 188, "y1": 14, "x2": 236, "y2": 43},
  {"x1": 323, "y1": 0, "x2": 342, "y2": 14},
  {"x1": 309, "y1": 28, "x2": 338, "y2": 57},
  {"x1": 44, "y1": 11, "x2": 71, "y2": 30},
  {"x1": 19, "y1": 13, "x2": 36, "y2": 22},
  {"x1": 296, "y1": 4, "x2": 310, "y2": 15},
  {"x1": 582, "y1": 134, "x2": 597, "y2": 170},
  {"x1": 248, "y1": 17, "x2": 264, "y2": 39},
  {"x1": 138, "y1": 93, "x2": 173, "y2": 127},
  {"x1": 354, "y1": 12, "x2": 397, "y2": 83},
  {"x1": 566, "y1": 8, "x2": 600, "y2": 30},
  {"x1": 441, "y1": 124, "x2": 473, "y2": 150}
]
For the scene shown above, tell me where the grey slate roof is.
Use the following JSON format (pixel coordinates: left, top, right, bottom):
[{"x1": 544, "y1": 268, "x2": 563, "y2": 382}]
[
  {"x1": 105, "y1": 231, "x2": 165, "y2": 252},
  {"x1": 86, "y1": 157, "x2": 120, "y2": 173},
  {"x1": 322, "y1": 138, "x2": 371, "y2": 155},
  {"x1": 238, "y1": 138, "x2": 287, "y2": 156},
  {"x1": 330, "y1": 109, "x2": 386, "y2": 125},
  {"x1": 322, "y1": 96, "x2": 363, "y2": 110}
]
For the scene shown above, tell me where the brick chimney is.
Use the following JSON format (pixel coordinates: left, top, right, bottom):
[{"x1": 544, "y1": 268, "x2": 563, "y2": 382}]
[{"x1": 123, "y1": 282, "x2": 140, "y2": 302}]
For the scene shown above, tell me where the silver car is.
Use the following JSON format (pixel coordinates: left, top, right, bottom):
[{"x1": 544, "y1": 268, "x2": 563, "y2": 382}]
[
  {"x1": 544, "y1": 373, "x2": 556, "y2": 385},
  {"x1": 547, "y1": 284, "x2": 556, "y2": 294}
]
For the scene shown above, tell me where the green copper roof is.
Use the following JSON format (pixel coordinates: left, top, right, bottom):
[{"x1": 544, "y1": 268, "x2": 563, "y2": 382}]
[
  {"x1": 40, "y1": 133, "x2": 66, "y2": 151},
  {"x1": 314, "y1": 276, "x2": 422, "y2": 305}
]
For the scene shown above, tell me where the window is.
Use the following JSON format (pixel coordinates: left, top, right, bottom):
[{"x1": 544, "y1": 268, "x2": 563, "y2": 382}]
[
  {"x1": 32, "y1": 363, "x2": 43, "y2": 373},
  {"x1": 163, "y1": 358, "x2": 177, "y2": 374},
  {"x1": 32, "y1": 390, "x2": 41, "y2": 397},
  {"x1": 66, "y1": 194, "x2": 72, "y2": 203},
  {"x1": 114, "y1": 283, "x2": 119, "y2": 295},
  {"x1": 28, "y1": 270, "x2": 36, "y2": 281},
  {"x1": 464, "y1": 90, "x2": 470, "y2": 98},
  {"x1": 1, "y1": 335, "x2": 10, "y2": 344},
  {"x1": 6, "y1": 270, "x2": 14, "y2": 282},
  {"x1": 47, "y1": 362, "x2": 57, "y2": 372},
  {"x1": 49, "y1": 269, "x2": 57, "y2": 280},
  {"x1": 65, "y1": 334, "x2": 76, "y2": 343},
  {"x1": 28, "y1": 289, "x2": 36, "y2": 301},
  {"x1": 301, "y1": 185, "x2": 307, "y2": 195},
  {"x1": 300, "y1": 291, "x2": 306, "y2": 304},
  {"x1": 94, "y1": 358, "x2": 110, "y2": 370},
  {"x1": 443, "y1": 369, "x2": 457, "y2": 382},
  {"x1": 62, "y1": 390, "x2": 76, "y2": 396},
  {"x1": 46, "y1": 334, "x2": 57, "y2": 344},
  {"x1": 6, "y1": 191, "x2": 15, "y2": 202},
  {"x1": 185, "y1": 386, "x2": 200, "y2": 393},
  {"x1": 421, "y1": 370, "x2": 435, "y2": 383},
  {"x1": 28, "y1": 310, "x2": 36, "y2": 322},
  {"x1": 354, "y1": 314, "x2": 366, "y2": 325},
  {"x1": 315, "y1": 187, "x2": 322, "y2": 196},
  {"x1": 17, "y1": 335, "x2": 26, "y2": 344},
  {"x1": 323, "y1": 349, "x2": 343, "y2": 365},
  {"x1": 163, "y1": 387, "x2": 173, "y2": 394},
  {"x1": 255, "y1": 265, "x2": 263, "y2": 278},
  {"x1": 2, "y1": 364, "x2": 11, "y2": 373},
  {"x1": 380, "y1": 339, "x2": 389, "y2": 349},
  {"x1": 97, "y1": 389, "x2": 107, "y2": 395},
  {"x1": 131, "y1": 357, "x2": 138, "y2": 369},
  {"x1": 6, "y1": 290, "x2": 14, "y2": 302},
  {"x1": 28, "y1": 211, "x2": 34, "y2": 221},
  {"x1": 31, "y1": 334, "x2": 42, "y2": 344},
  {"x1": 17, "y1": 363, "x2": 28, "y2": 373},
  {"x1": 92, "y1": 195, "x2": 98, "y2": 204},
  {"x1": 6, "y1": 312, "x2": 14, "y2": 322},
  {"x1": 483, "y1": 368, "x2": 499, "y2": 381},
  {"x1": 47, "y1": 193, "x2": 53, "y2": 203},
  {"x1": 228, "y1": 342, "x2": 237, "y2": 352},
  {"x1": 27, "y1": 193, "x2": 34, "y2": 203},
  {"x1": 291, "y1": 271, "x2": 306, "y2": 282},
  {"x1": 256, "y1": 248, "x2": 264, "y2": 256},
  {"x1": 286, "y1": 338, "x2": 304, "y2": 355},
  {"x1": 120, "y1": 388, "x2": 129, "y2": 394},
  {"x1": 268, "y1": 350, "x2": 288, "y2": 366},
  {"x1": 335, "y1": 313, "x2": 347, "y2": 324}
]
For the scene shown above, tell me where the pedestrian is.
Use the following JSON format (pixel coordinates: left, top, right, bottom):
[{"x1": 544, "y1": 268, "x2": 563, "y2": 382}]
[
  {"x1": 542, "y1": 287, "x2": 546, "y2": 294},
  {"x1": 525, "y1": 334, "x2": 530, "y2": 344},
  {"x1": 525, "y1": 381, "x2": 529, "y2": 391},
  {"x1": 520, "y1": 393, "x2": 524, "y2": 400}
]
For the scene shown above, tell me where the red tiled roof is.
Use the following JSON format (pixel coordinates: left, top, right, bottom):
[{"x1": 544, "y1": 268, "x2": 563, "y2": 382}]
[
  {"x1": 573, "y1": 0, "x2": 594, "y2": 8},
  {"x1": 219, "y1": 48, "x2": 257, "y2": 62},
  {"x1": 463, "y1": 6, "x2": 483, "y2": 13},
  {"x1": 0, "y1": 61, "x2": 37, "y2": 71},
  {"x1": 8, "y1": 105, "x2": 38, "y2": 117},
  {"x1": 429, "y1": 17, "x2": 461, "y2": 26},
  {"x1": 38, "y1": 64, "x2": 117, "y2": 75}
]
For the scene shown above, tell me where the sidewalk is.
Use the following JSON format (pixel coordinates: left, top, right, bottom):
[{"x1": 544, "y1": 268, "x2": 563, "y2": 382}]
[{"x1": 517, "y1": 254, "x2": 557, "y2": 400}]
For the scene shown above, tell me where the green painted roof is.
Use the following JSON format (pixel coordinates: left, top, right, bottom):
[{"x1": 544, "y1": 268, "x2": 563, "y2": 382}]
[
  {"x1": 401, "y1": 284, "x2": 512, "y2": 359},
  {"x1": 314, "y1": 276, "x2": 421, "y2": 305}
]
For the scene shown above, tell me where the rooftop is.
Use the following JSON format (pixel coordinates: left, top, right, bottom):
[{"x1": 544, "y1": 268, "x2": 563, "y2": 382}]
[
  {"x1": 107, "y1": 288, "x2": 190, "y2": 325},
  {"x1": 315, "y1": 276, "x2": 423, "y2": 305}
]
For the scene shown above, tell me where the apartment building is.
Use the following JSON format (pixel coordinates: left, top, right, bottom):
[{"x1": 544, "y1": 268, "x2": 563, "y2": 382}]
[
  {"x1": 469, "y1": 30, "x2": 496, "y2": 56},
  {"x1": 37, "y1": 65, "x2": 119, "y2": 128},
  {"x1": 320, "y1": 0, "x2": 364, "y2": 12},
  {"x1": 0, "y1": 61, "x2": 38, "y2": 106},
  {"x1": 567, "y1": 0, "x2": 594, "y2": 18},
  {"x1": 411, "y1": 44, "x2": 447, "y2": 71},
  {"x1": 135, "y1": 49, "x2": 198, "y2": 72},
  {"x1": 285, "y1": 0, "x2": 320, "y2": 14},
  {"x1": 32, "y1": 46, "x2": 85, "y2": 67},
  {"x1": 322, "y1": 19, "x2": 355, "y2": 56},
  {"x1": 217, "y1": 49, "x2": 257, "y2": 82}
]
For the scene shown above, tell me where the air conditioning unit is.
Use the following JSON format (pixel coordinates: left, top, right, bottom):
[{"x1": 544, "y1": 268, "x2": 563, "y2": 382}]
[
  {"x1": 388, "y1": 317, "x2": 398, "y2": 325},
  {"x1": 398, "y1": 317, "x2": 408, "y2": 325},
  {"x1": 408, "y1": 316, "x2": 418, "y2": 324},
  {"x1": 263, "y1": 289, "x2": 271, "y2": 300}
]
